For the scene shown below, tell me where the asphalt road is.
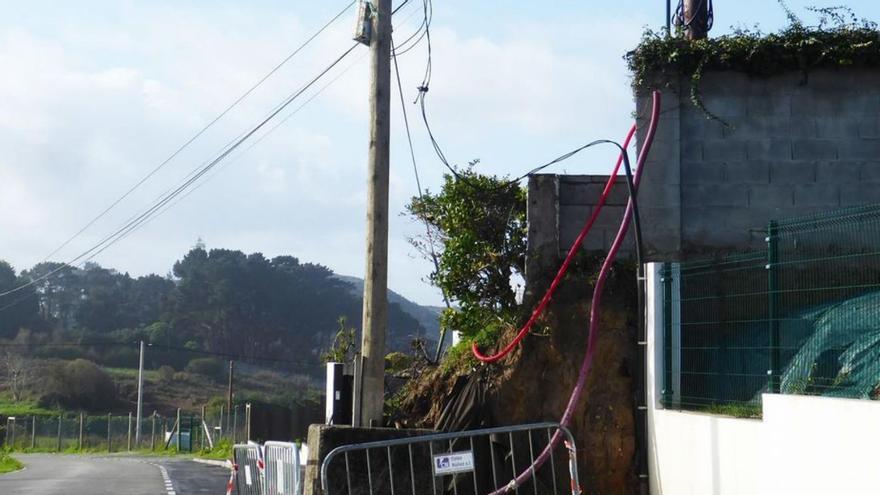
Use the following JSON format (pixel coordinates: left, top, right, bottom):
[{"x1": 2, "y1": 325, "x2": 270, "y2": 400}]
[{"x1": 0, "y1": 454, "x2": 229, "y2": 495}]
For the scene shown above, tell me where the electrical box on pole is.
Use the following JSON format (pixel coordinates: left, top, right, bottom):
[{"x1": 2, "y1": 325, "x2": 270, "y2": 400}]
[{"x1": 353, "y1": 1, "x2": 373, "y2": 46}]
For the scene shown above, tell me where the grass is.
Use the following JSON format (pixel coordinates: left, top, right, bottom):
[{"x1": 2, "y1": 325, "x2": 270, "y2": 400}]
[
  {"x1": 0, "y1": 452, "x2": 23, "y2": 474},
  {"x1": 194, "y1": 439, "x2": 233, "y2": 461},
  {"x1": 103, "y1": 367, "x2": 160, "y2": 381},
  {"x1": 0, "y1": 396, "x2": 58, "y2": 417},
  {"x1": 702, "y1": 403, "x2": 763, "y2": 419}
]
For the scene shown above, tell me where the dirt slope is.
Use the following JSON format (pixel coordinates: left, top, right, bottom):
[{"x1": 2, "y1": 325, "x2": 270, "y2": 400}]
[{"x1": 398, "y1": 261, "x2": 639, "y2": 495}]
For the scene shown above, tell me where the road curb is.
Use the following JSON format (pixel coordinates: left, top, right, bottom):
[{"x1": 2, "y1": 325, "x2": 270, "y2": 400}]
[{"x1": 191, "y1": 458, "x2": 230, "y2": 468}]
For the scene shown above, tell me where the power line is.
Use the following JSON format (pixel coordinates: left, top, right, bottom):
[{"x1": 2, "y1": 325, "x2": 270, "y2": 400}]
[
  {"x1": 148, "y1": 344, "x2": 321, "y2": 369},
  {"x1": 408, "y1": 0, "x2": 638, "y2": 192},
  {"x1": 135, "y1": 51, "x2": 371, "y2": 232},
  {"x1": 391, "y1": 36, "x2": 451, "y2": 363},
  {"x1": 0, "y1": 0, "x2": 421, "y2": 308},
  {"x1": 0, "y1": 342, "x2": 132, "y2": 349},
  {"x1": 40, "y1": 0, "x2": 358, "y2": 264},
  {"x1": 392, "y1": 0, "x2": 431, "y2": 56},
  {"x1": 76, "y1": 44, "x2": 362, "y2": 269},
  {"x1": 0, "y1": 341, "x2": 321, "y2": 369},
  {"x1": 139, "y1": 0, "x2": 418, "y2": 221},
  {"x1": 0, "y1": 44, "x2": 361, "y2": 301}
]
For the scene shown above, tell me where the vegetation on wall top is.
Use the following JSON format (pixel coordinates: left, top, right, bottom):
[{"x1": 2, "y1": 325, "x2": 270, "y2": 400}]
[{"x1": 627, "y1": 4, "x2": 880, "y2": 120}]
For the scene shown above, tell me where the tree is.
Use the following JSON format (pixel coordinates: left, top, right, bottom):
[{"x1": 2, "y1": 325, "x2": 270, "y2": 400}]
[
  {"x1": 1, "y1": 351, "x2": 30, "y2": 402},
  {"x1": 0, "y1": 260, "x2": 38, "y2": 338},
  {"x1": 320, "y1": 317, "x2": 357, "y2": 364},
  {"x1": 406, "y1": 167, "x2": 527, "y2": 339},
  {"x1": 21, "y1": 261, "x2": 79, "y2": 328}
]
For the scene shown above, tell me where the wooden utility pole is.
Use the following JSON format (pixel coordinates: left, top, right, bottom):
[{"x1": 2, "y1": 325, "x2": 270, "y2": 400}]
[
  {"x1": 135, "y1": 340, "x2": 145, "y2": 445},
  {"x1": 683, "y1": 0, "x2": 710, "y2": 40},
  {"x1": 355, "y1": 0, "x2": 392, "y2": 429}
]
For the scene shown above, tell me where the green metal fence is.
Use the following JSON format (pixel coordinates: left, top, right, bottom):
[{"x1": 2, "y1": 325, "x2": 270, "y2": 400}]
[{"x1": 662, "y1": 204, "x2": 880, "y2": 413}]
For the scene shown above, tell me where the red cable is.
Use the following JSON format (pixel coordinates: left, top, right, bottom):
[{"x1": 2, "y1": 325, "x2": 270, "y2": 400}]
[
  {"x1": 472, "y1": 123, "x2": 639, "y2": 363},
  {"x1": 488, "y1": 91, "x2": 662, "y2": 494}
]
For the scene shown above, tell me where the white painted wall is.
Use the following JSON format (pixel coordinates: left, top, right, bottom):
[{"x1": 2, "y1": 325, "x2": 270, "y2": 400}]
[{"x1": 645, "y1": 263, "x2": 880, "y2": 495}]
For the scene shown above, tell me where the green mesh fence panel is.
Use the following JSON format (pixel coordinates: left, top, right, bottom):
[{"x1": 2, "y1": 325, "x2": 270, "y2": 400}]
[
  {"x1": 663, "y1": 204, "x2": 880, "y2": 413},
  {"x1": 663, "y1": 252, "x2": 769, "y2": 411},
  {"x1": 773, "y1": 204, "x2": 880, "y2": 399}
]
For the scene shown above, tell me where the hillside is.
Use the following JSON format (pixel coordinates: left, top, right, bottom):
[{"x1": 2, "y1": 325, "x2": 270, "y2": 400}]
[
  {"x1": 334, "y1": 274, "x2": 443, "y2": 344},
  {"x1": 0, "y1": 247, "x2": 429, "y2": 414}
]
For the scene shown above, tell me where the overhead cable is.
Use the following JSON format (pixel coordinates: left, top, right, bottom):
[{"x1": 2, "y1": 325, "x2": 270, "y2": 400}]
[{"x1": 40, "y1": 0, "x2": 358, "y2": 263}]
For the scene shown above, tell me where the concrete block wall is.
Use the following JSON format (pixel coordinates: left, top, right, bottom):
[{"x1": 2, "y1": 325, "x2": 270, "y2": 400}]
[
  {"x1": 527, "y1": 68, "x2": 880, "y2": 274},
  {"x1": 525, "y1": 174, "x2": 631, "y2": 283},
  {"x1": 635, "y1": 69, "x2": 880, "y2": 258}
]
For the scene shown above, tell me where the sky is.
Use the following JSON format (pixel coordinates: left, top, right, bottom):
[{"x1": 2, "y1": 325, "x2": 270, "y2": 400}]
[{"x1": 1, "y1": 0, "x2": 879, "y2": 306}]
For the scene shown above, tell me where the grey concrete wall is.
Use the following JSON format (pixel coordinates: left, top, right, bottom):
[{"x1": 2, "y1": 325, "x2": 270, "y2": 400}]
[
  {"x1": 303, "y1": 424, "x2": 432, "y2": 495},
  {"x1": 527, "y1": 68, "x2": 880, "y2": 273},
  {"x1": 637, "y1": 69, "x2": 880, "y2": 258},
  {"x1": 525, "y1": 174, "x2": 632, "y2": 284}
]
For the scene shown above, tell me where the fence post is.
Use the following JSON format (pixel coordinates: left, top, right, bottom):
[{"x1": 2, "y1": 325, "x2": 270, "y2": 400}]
[
  {"x1": 191, "y1": 415, "x2": 196, "y2": 452},
  {"x1": 245, "y1": 403, "x2": 251, "y2": 442},
  {"x1": 767, "y1": 220, "x2": 781, "y2": 394},
  {"x1": 200, "y1": 406, "x2": 206, "y2": 451},
  {"x1": 107, "y1": 413, "x2": 112, "y2": 452},
  {"x1": 176, "y1": 409, "x2": 181, "y2": 451},
  {"x1": 151, "y1": 412, "x2": 156, "y2": 451},
  {"x1": 9, "y1": 418, "x2": 15, "y2": 449},
  {"x1": 56, "y1": 415, "x2": 62, "y2": 452},
  {"x1": 30, "y1": 415, "x2": 36, "y2": 450},
  {"x1": 78, "y1": 413, "x2": 84, "y2": 451},
  {"x1": 661, "y1": 263, "x2": 672, "y2": 406},
  {"x1": 232, "y1": 406, "x2": 238, "y2": 445},
  {"x1": 127, "y1": 412, "x2": 133, "y2": 451},
  {"x1": 219, "y1": 405, "x2": 224, "y2": 441}
]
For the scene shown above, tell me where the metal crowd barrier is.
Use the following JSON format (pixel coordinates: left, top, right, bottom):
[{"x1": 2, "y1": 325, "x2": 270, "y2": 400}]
[
  {"x1": 233, "y1": 443, "x2": 264, "y2": 495},
  {"x1": 264, "y1": 441, "x2": 302, "y2": 495},
  {"x1": 320, "y1": 422, "x2": 581, "y2": 495}
]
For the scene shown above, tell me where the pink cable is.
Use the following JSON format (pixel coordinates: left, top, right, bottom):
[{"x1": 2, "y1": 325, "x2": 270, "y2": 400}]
[
  {"x1": 472, "y1": 124, "x2": 639, "y2": 363},
  {"x1": 489, "y1": 91, "x2": 661, "y2": 494}
]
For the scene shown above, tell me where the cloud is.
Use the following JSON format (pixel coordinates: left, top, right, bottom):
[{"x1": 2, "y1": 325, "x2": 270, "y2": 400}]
[{"x1": 0, "y1": 1, "x2": 650, "y2": 306}]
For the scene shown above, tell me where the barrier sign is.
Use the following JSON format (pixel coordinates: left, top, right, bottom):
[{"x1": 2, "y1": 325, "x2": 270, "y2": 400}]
[{"x1": 432, "y1": 451, "x2": 475, "y2": 476}]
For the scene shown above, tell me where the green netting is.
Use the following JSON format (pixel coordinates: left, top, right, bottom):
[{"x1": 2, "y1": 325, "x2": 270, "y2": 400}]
[{"x1": 663, "y1": 203, "x2": 880, "y2": 413}]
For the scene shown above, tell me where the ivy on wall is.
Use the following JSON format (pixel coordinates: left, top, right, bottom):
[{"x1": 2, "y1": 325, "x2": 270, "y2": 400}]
[{"x1": 627, "y1": 5, "x2": 880, "y2": 122}]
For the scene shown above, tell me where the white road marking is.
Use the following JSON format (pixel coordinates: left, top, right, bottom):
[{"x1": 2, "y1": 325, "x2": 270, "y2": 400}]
[{"x1": 149, "y1": 463, "x2": 176, "y2": 495}]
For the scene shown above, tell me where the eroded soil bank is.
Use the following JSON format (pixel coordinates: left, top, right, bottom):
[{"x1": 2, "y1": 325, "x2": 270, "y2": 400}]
[{"x1": 398, "y1": 260, "x2": 639, "y2": 495}]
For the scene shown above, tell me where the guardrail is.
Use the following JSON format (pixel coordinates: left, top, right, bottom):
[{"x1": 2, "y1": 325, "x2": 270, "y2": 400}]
[
  {"x1": 320, "y1": 422, "x2": 580, "y2": 495},
  {"x1": 233, "y1": 443, "x2": 264, "y2": 495},
  {"x1": 264, "y1": 441, "x2": 302, "y2": 495}
]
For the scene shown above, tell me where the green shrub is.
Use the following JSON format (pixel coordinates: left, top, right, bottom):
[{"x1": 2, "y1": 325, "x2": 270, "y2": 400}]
[
  {"x1": 41, "y1": 359, "x2": 116, "y2": 411},
  {"x1": 184, "y1": 358, "x2": 225, "y2": 381},
  {"x1": 101, "y1": 348, "x2": 139, "y2": 368},
  {"x1": 157, "y1": 365, "x2": 175, "y2": 384}
]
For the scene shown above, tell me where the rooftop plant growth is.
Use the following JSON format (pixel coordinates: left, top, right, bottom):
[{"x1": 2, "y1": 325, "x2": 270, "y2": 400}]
[{"x1": 627, "y1": 3, "x2": 880, "y2": 121}]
